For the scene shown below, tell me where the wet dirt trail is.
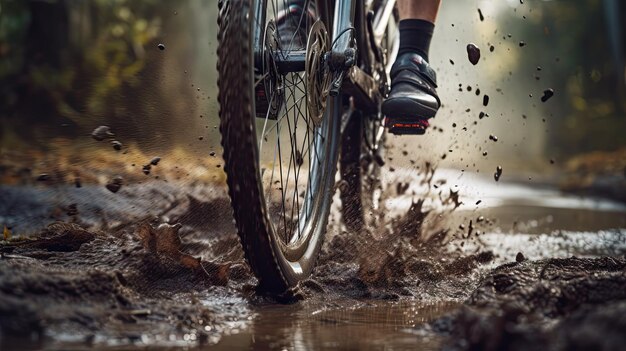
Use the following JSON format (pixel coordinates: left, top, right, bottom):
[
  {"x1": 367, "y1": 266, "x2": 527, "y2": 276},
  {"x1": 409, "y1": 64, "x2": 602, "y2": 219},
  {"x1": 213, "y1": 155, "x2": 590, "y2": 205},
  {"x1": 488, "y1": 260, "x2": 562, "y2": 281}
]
[{"x1": 1, "y1": 166, "x2": 626, "y2": 350}]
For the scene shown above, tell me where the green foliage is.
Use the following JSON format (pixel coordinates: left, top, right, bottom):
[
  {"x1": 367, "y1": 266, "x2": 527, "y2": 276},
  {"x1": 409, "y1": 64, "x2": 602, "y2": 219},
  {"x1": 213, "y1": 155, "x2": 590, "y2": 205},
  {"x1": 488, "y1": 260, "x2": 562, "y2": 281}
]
[
  {"x1": 0, "y1": 0, "x2": 30, "y2": 80},
  {"x1": 513, "y1": 0, "x2": 625, "y2": 154},
  {"x1": 0, "y1": 0, "x2": 177, "y2": 146}
]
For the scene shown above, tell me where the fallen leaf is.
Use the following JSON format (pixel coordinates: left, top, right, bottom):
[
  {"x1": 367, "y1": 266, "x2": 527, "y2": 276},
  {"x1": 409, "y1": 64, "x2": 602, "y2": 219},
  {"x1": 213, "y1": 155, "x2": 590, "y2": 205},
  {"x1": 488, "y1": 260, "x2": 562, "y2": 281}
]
[{"x1": 135, "y1": 222, "x2": 229, "y2": 285}]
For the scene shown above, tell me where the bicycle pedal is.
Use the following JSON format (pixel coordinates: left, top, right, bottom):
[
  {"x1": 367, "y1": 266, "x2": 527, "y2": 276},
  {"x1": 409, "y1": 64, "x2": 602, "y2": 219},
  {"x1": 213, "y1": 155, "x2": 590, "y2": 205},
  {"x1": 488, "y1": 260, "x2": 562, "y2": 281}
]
[{"x1": 385, "y1": 118, "x2": 429, "y2": 135}]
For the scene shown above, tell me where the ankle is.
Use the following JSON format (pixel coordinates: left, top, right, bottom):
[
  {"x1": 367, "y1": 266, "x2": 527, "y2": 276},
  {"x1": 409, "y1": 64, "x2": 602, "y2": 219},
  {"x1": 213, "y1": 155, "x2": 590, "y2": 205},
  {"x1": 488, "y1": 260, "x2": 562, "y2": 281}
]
[{"x1": 397, "y1": 19, "x2": 434, "y2": 62}]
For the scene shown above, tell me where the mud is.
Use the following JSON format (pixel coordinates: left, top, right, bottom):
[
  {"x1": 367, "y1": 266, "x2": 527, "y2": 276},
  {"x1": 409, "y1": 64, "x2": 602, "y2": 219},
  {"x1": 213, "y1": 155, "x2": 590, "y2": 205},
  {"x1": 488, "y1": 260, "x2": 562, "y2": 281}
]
[
  {"x1": 1, "y1": 164, "x2": 626, "y2": 349},
  {"x1": 441, "y1": 257, "x2": 626, "y2": 351},
  {"x1": 0, "y1": 219, "x2": 252, "y2": 349}
]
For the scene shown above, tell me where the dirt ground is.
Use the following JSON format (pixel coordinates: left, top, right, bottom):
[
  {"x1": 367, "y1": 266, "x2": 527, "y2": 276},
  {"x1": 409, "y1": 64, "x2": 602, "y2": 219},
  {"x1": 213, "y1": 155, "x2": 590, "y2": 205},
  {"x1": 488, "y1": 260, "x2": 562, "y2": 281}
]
[{"x1": 1, "y1": 150, "x2": 626, "y2": 350}]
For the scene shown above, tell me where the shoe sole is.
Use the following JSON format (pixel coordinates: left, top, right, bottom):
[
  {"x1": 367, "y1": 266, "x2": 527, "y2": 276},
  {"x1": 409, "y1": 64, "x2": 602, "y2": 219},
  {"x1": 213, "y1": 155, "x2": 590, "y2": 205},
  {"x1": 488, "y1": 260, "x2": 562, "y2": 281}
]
[{"x1": 381, "y1": 97, "x2": 438, "y2": 135}]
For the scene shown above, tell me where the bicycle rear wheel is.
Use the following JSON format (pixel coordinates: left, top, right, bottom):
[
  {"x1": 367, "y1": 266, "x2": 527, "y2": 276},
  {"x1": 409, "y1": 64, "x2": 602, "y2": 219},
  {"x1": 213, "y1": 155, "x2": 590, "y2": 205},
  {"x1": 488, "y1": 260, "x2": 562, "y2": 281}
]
[
  {"x1": 217, "y1": 0, "x2": 341, "y2": 293},
  {"x1": 339, "y1": 0, "x2": 397, "y2": 232}
]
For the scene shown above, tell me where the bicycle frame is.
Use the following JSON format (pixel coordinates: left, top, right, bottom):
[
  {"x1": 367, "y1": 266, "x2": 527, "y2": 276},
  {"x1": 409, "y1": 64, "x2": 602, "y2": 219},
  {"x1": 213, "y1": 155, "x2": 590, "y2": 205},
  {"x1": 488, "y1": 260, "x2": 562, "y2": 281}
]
[
  {"x1": 253, "y1": 0, "x2": 397, "y2": 115},
  {"x1": 330, "y1": 0, "x2": 397, "y2": 113}
]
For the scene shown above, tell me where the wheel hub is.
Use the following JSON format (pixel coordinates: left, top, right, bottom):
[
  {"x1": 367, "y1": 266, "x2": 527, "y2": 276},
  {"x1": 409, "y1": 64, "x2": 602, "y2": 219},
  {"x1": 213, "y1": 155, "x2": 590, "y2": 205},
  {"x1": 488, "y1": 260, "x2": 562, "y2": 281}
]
[{"x1": 255, "y1": 20, "x2": 283, "y2": 119}]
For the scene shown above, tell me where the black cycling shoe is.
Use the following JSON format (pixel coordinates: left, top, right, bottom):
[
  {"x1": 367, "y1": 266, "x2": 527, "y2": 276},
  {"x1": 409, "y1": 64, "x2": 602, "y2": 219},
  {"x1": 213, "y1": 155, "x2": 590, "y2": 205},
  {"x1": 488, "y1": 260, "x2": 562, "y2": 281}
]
[{"x1": 382, "y1": 53, "x2": 441, "y2": 135}]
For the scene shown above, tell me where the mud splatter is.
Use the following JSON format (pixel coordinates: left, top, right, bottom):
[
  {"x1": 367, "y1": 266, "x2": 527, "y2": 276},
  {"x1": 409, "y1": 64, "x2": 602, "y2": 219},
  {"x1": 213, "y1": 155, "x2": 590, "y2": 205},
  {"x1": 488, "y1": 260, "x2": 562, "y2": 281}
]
[
  {"x1": 106, "y1": 176, "x2": 124, "y2": 193},
  {"x1": 541, "y1": 88, "x2": 554, "y2": 102},
  {"x1": 91, "y1": 126, "x2": 114, "y2": 141},
  {"x1": 494, "y1": 166, "x2": 503, "y2": 181},
  {"x1": 466, "y1": 44, "x2": 481, "y2": 65}
]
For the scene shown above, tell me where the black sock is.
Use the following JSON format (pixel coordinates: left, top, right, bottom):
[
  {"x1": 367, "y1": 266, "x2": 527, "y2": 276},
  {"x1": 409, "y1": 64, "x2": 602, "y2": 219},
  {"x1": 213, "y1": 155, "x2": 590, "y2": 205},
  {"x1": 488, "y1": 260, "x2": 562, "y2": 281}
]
[{"x1": 398, "y1": 19, "x2": 434, "y2": 62}]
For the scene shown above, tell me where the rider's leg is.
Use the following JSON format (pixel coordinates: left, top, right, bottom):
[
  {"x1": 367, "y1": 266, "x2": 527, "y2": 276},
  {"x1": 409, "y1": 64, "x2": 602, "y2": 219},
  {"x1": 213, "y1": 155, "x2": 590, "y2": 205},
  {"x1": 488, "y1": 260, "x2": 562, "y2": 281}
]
[
  {"x1": 397, "y1": 0, "x2": 441, "y2": 60},
  {"x1": 383, "y1": 0, "x2": 442, "y2": 135},
  {"x1": 398, "y1": 0, "x2": 441, "y2": 22}
]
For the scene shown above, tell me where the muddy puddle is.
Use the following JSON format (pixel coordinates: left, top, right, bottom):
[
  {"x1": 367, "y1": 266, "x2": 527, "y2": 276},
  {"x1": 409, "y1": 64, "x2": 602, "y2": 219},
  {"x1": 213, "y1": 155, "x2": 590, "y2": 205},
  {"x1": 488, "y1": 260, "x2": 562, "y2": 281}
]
[
  {"x1": 213, "y1": 300, "x2": 460, "y2": 351},
  {"x1": 1, "y1": 166, "x2": 625, "y2": 350}
]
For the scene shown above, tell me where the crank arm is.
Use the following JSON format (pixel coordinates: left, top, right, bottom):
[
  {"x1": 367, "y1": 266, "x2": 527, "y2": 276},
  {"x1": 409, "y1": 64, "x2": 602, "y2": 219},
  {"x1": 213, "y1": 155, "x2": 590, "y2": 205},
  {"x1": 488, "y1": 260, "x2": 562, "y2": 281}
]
[{"x1": 341, "y1": 66, "x2": 382, "y2": 113}]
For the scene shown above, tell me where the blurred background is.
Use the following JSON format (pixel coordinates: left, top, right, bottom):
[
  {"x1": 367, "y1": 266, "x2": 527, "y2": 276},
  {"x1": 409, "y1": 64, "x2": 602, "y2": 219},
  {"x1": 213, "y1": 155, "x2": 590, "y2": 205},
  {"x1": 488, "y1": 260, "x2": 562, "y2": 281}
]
[{"x1": 0, "y1": 0, "x2": 624, "y2": 192}]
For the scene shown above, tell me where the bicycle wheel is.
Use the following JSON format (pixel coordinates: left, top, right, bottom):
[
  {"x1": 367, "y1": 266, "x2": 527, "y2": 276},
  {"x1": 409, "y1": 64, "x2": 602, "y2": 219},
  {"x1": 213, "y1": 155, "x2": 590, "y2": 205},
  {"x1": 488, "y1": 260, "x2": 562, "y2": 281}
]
[
  {"x1": 340, "y1": 110, "x2": 386, "y2": 231},
  {"x1": 340, "y1": 0, "x2": 397, "y2": 232},
  {"x1": 217, "y1": 0, "x2": 341, "y2": 293}
]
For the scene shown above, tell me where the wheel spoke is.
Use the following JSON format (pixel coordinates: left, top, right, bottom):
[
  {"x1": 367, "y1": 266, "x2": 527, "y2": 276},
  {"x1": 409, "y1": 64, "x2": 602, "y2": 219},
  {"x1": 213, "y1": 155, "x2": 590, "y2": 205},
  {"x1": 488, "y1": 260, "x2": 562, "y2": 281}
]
[{"x1": 257, "y1": 1, "x2": 330, "y2": 247}]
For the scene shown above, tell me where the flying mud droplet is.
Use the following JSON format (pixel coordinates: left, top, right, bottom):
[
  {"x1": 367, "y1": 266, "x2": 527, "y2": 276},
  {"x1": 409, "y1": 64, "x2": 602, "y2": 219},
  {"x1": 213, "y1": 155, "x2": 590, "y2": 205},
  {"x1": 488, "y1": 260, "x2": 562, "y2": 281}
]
[
  {"x1": 516, "y1": 252, "x2": 526, "y2": 262},
  {"x1": 106, "y1": 176, "x2": 123, "y2": 193},
  {"x1": 157, "y1": 43, "x2": 165, "y2": 51},
  {"x1": 209, "y1": 151, "x2": 216, "y2": 157},
  {"x1": 142, "y1": 165, "x2": 151, "y2": 175},
  {"x1": 466, "y1": 43, "x2": 481, "y2": 65},
  {"x1": 477, "y1": 9, "x2": 484, "y2": 21},
  {"x1": 36, "y1": 173, "x2": 51, "y2": 182},
  {"x1": 150, "y1": 157, "x2": 161, "y2": 166},
  {"x1": 519, "y1": 41, "x2": 526, "y2": 47},
  {"x1": 111, "y1": 140, "x2": 122, "y2": 151},
  {"x1": 483, "y1": 95, "x2": 489, "y2": 106},
  {"x1": 494, "y1": 166, "x2": 503, "y2": 182},
  {"x1": 482, "y1": 151, "x2": 488, "y2": 156},
  {"x1": 91, "y1": 126, "x2": 114, "y2": 141},
  {"x1": 489, "y1": 134, "x2": 498, "y2": 142},
  {"x1": 449, "y1": 59, "x2": 455, "y2": 65},
  {"x1": 541, "y1": 89, "x2": 554, "y2": 102},
  {"x1": 489, "y1": 45, "x2": 494, "y2": 52}
]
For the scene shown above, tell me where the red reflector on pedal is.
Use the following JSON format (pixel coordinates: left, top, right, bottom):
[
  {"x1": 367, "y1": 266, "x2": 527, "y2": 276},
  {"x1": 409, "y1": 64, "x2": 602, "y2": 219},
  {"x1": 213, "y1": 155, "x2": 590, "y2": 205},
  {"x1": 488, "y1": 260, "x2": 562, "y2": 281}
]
[
  {"x1": 385, "y1": 118, "x2": 430, "y2": 135},
  {"x1": 385, "y1": 118, "x2": 429, "y2": 128}
]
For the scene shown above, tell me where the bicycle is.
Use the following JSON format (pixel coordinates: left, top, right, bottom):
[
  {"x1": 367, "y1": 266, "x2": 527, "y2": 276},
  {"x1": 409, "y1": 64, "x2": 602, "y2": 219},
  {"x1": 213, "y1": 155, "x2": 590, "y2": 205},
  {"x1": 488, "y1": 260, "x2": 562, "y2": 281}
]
[{"x1": 217, "y1": 0, "x2": 398, "y2": 294}]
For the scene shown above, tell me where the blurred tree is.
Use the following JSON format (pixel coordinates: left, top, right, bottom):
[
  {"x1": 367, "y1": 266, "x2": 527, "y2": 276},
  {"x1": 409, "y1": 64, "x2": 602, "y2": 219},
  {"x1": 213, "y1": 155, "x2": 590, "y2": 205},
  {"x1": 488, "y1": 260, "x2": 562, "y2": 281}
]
[
  {"x1": 0, "y1": 0, "x2": 179, "y2": 148},
  {"x1": 514, "y1": 0, "x2": 626, "y2": 155}
]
